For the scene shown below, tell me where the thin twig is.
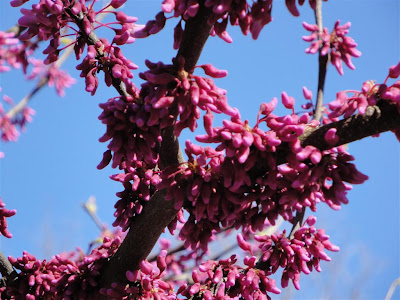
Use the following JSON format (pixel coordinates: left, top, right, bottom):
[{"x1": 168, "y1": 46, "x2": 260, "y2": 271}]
[
  {"x1": 290, "y1": 0, "x2": 327, "y2": 239},
  {"x1": 5, "y1": 42, "x2": 72, "y2": 120},
  {"x1": 81, "y1": 196, "x2": 106, "y2": 232},
  {"x1": 6, "y1": 76, "x2": 48, "y2": 120},
  {"x1": 6, "y1": 24, "x2": 27, "y2": 38},
  {"x1": 213, "y1": 218, "x2": 284, "y2": 262},
  {"x1": 148, "y1": 244, "x2": 186, "y2": 263},
  {"x1": 5, "y1": 10, "x2": 110, "y2": 120},
  {"x1": 313, "y1": 0, "x2": 329, "y2": 122}
]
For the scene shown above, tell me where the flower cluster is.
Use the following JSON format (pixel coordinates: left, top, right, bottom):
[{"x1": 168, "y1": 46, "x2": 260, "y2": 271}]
[
  {"x1": 328, "y1": 61, "x2": 400, "y2": 119},
  {"x1": 5, "y1": 236, "x2": 122, "y2": 299},
  {"x1": 100, "y1": 250, "x2": 177, "y2": 299},
  {"x1": 111, "y1": 168, "x2": 161, "y2": 231},
  {"x1": 139, "y1": 59, "x2": 238, "y2": 136},
  {"x1": 14, "y1": 0, "x2": 141, "y2": 96},
  {"x1": 0, "y1": 93, "x2": 35, "y2": 142},
  {"x1": 97, "y1": 96, "x2": 163, "y2": 171},
  {"x1": 156, "y1": 237, "x2": 208, "y2": 286},
  {"x1": 0, "y1": 30, "x2": 32, "y2": 73},
  {"x1": 180, "y1": 255, "x2": 281, "y2": 299},
  {"x1": 76, "y1": 40, "x2": 138, "y2": 96},
  {"x1": 0, "y1": 27, "x2": 74, "y2": 144},
  {"x1": 26, "y1": 58, "x2": 76, "y2": 97},
  {"x1": 303, "y1": 20, "x2": 361, "y2": 75},
  {"x1": 254, "y1": 216, "x2": 339, "y2": 290},
  {"x1": 159, "y1": 93, "x2": 367, "y2": 252},
  {"x1": 0, "y1": 31, "x2": 34, "y2": 143},
  {"x1": 98, "y1": 59, "x2": 243, "y2": 232}
]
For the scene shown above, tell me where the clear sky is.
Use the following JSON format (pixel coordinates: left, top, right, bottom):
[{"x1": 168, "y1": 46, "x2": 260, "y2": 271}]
[{"x1": 0, "y1": 1, "x2": 399, "y2": 299}]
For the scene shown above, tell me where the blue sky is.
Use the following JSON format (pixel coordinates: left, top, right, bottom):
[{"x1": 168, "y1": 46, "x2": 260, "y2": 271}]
[{"x1": 0, "y1": 1, "x2": 399, "y2": 299}]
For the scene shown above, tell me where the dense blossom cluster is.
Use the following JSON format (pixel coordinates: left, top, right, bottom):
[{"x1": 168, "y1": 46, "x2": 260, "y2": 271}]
[
  {"x1": 159, "y1": 92, "x2": 368, "y2": 251},
  {"x1": 0, "y1": 30, "x2": 30, "y2": 73},
  {"x1": 0, "y1": 31, "x2": 33, "y2": 143},
  {"x1": 111, "y1": 168, "x2": 161, "y2": 231},
  {"x1": 302, "y1": 20, "x2": 361, "y2": 75},
  {"x1": 97, "y1": 58, "x2": 239, "y2": 231},
  {"x1": 4, "y1": 236, "x2": 121, "y2": 299},
  {"x1": 100, "y1": 250, "x2": 178, "y2": 299},
  {"x1": 139, "y1": 59, "x2": 238, "y2": 135}
]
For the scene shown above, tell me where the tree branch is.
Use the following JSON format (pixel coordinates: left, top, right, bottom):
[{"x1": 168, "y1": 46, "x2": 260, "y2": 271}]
[
  {"x1": 176, "y1": 2, "x2": 213, "y2": 72},
  {"x1": 0, "y1": 250, "x2": 17, "y2": 288},
  {"x1": 290, "y1": 0, "x2": 326, "y2": 239},
  {"x1": 385, "y1": 277, "x2": 400, "y2": 300},
  {"x1": 5, "y1": 8, "x2": 109, "y2": 121},
  {"x1": 99, "y1": 4, "x2": 213, "y2": 288},
  {"x1": 313, "y1": 0, "x2": 329, "y2": 122},
  {"x1": 302, "y1": 100, "x2": 400, "y2": 149}
]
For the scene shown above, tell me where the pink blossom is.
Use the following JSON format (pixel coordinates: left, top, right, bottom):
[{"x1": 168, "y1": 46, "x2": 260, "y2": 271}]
[
  {"x1": 303, "y1": 20, "x2": 361, "y2": 75},
  {"x1": 388, "y1": 61, "x2": 400, "y2": 79}
]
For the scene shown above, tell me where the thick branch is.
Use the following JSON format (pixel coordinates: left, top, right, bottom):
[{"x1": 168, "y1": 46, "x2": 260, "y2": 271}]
[
  {"x1": 176, "y1": 3, "x2": 213, "y2": 72},
  {"x1": 302, "y1": 100, "x2": 400, "y2": 149}
]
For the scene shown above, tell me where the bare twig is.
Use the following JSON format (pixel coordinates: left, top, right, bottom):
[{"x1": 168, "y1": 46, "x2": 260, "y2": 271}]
[
  {"x1": 385, "y1": 277, "x2": 400, "y2": 300},
  {"x1": 6, "y1": 76, "x2": 48, "y2": 120},
  {"x1": 6, "y1": 24, "x2": 27, "y2": 38},
  {"x1": 82, "y1": 196, "x2": 106, "y2": 232},
  {"x1": 288, "y1": 207, "x2": 306, "y2": 239}
]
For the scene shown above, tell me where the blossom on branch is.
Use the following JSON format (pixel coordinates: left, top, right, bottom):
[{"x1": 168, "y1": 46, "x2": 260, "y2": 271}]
[{"x1": 302, "y1": 20, "x2": 361, "y2": 75}]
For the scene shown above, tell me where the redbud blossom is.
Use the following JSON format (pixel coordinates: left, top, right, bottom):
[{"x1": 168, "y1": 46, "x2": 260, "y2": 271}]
[
  {"x1": 303, "y1": 20, "x2": 361, "y2": 75},
  {"x1": 389, "y1": 61, "x2": 400, "y2": 79}
]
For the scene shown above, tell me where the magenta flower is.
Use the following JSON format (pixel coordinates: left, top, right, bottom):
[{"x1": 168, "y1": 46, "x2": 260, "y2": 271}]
[{"x1": 303, "y1": 20, "x2": 361, "y2": 75}]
